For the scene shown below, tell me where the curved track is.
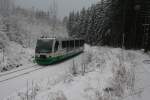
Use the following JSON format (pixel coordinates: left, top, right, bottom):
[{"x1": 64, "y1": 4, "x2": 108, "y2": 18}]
[
  {"x1": 0, "y1": 64, "x2": 37, "y2": 77},
  {"x1": 0, "y1": 64, "x2": 45, "y2": 83}
]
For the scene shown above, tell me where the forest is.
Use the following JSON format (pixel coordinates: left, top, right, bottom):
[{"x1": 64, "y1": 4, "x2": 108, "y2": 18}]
[{"x1": 65, "y1": 0, "x2": 150, "y2": 52}]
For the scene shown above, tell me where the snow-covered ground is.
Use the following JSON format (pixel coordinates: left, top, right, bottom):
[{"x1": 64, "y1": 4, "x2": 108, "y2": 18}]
[
  {"x1": 0, "y1": 51, "x2": 81, "y2": 100},
  {"x1": 0, "y1": 41, "x2": 34, "y2": 72},
  {"x1": 1, "y1": 45, "x2": 150, "y2": 100},
  {"x1": 0, "y1": 10, "x2": 68, "y2": 72}
]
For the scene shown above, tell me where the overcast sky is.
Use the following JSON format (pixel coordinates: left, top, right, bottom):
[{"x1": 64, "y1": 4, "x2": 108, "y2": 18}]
[{"x1": 15, "y1": 0, "x2": 99, "y2": 19}]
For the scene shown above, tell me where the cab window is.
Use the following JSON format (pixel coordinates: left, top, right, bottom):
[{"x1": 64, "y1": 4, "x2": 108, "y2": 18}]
[{"x1": 54, "y1": 41, "x2": 59, "y2": 52}]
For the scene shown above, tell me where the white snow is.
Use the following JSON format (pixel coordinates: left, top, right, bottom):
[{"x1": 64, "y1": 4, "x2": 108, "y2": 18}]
[
  {"x1": 0, "y1": 41, "x2": 34, "y2": 72},
  {"x1": 0, "y1": 9, "x2": 68, "y2": 72},
  {"x1": 2, "y1": 45, "x2": 150, "y2": 100}
]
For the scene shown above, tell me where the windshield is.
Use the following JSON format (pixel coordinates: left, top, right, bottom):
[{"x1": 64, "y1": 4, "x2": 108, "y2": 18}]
[{"x1": 36, "y1": 39, "x2": 53, "y2": 53}]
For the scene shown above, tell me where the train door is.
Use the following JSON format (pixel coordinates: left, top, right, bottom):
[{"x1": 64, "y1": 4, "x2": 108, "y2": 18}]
[
  {"x1": 142, "y1": 16, "x2": 150, "y2": 52},
  {"x1": 51, "y1": 39, "x2": 55, "y2": 56},
  {"x1": 55, "y1": 41, "x2": 59, "y2": 51},
  {"x1": 61, "y1": 40, "x2": 67, "y2": 54}
]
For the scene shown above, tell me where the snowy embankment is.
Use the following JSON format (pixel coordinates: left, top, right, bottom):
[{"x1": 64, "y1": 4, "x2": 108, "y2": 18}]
[
  {"x1": 0, "y1": 12, "x2": 68, "y2": 72},
  {"x1": 3, "y1": 44, "x2": 149, "y2": 100},
  {"x1": 0, "y1": 41, "x2": 34, "y2": 72}
]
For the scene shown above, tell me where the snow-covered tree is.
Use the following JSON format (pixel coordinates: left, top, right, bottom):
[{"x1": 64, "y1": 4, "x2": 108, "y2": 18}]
[
  {"x1": 0, "y1": 0, "x2": 14, "y2": 16},
  {"x1": 49, "y1": 0, "x2": 58, "y2": 37},
  {"x1": 66, "y1": 0, "x2": 150, "y2": 50}
]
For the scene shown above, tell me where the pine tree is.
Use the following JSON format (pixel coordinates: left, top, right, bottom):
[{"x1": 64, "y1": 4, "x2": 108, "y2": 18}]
[{"x1": 66, "y1": 0, "x2": 150, "y2": 51}]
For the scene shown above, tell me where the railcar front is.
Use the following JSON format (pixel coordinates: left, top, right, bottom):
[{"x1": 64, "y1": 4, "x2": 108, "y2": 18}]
[{"x1": 35, "y1": 38, "x2": 55, "y2": 65}]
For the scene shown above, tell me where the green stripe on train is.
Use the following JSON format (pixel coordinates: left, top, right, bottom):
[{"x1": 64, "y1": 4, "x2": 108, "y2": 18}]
[{"x1": 35, "y1": 51, "x2": 83, "y2": 65}]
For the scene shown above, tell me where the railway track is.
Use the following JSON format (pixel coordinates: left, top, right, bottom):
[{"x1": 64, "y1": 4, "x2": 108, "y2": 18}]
[
  {"x1": 0, "y1": 64, "x2": 44, "y2": 83},
  {"x1": 0, "y1": 53, "x2": 82, "y2": 83},
  {"x1": 0, "y1": 64, "x2": 37, "y2": 77}
]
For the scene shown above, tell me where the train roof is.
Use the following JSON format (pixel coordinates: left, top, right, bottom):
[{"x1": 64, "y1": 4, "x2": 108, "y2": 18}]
[{"x1": 38, "y1": 37, "x2": 84, "y2": 41}]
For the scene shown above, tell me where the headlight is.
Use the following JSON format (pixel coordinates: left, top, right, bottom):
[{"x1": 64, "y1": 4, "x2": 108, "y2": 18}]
[
  {"x1": 36, "y1": 54, "x2": 40, "y2": 57},
  {"x1": 46, "y1": 55, "x2": 49, "y2": 58}
]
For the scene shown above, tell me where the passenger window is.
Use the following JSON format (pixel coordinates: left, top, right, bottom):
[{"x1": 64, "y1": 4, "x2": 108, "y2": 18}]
[
  {"x1": 75, "y1": 40, "x2": 79, "y2": 47},
  {"x1": 66, "y1": 41, "x2": 69, "y2": 48},
  {"x1": 62, "y1": 41, "x2": 67, "y2": 48},
  {"x1": 54, "y1": 41, "x2": 59, "y2": 52},
  {"x1": 70, "y1": 40, "x2": 74, "y2": 48}
]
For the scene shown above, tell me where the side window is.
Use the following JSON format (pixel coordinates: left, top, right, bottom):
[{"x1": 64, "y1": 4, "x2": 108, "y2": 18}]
[
  {"x1": 75, "y1": 40, "x2": 77, "y2": 47},
  {"x1": 69, "y1": 41, "x2": 71, "y2": 48},
  {"x1": 54, "y1": 41, "x2": 59, "y2": 52},
  {"x1": 81, "y1": 40, "x2": 84, "y2": 46},
  {"x1": 79, "y1": 40, "x2": 81, "y2": 47},
  {"x1": 77, "y1": 40, "x2": 80, "y2": 47},
  {"x1": 66, "y1": 41, "x2": 69, "y2": 48},
  {"x1": 75, "y1": 40, "x2": 79, "y2": 47},
  {"x1": 62, "y1": 41, "x2": 67, "y2": 48},
  {"x1": 70, "y1": 40, "x2": 74, "y2": 48}
]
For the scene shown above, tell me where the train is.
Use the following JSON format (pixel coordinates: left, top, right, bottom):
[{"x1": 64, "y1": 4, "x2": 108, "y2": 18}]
[{"x1": 35, "y1": 37, "x2": 84, "y2": 65}]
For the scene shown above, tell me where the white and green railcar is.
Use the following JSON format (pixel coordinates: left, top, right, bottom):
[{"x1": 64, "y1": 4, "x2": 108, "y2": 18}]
[{"x1": 35, "y1": 37, "x2": 84, "y2": 65}]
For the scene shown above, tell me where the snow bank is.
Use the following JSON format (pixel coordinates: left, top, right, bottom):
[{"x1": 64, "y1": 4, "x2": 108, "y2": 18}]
[
  {"x1": 3, "y1": 45, "x2": 142, "y2": 100},
  {"x1": 0, "y1": 41, "x2": 34, "y2": 72},
  {"x1": 0, "y1": 8, "x2": 68, "y2": 72}
]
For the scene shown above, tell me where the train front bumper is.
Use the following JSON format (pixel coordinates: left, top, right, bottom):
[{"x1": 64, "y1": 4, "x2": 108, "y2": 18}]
[{"x1": 35, "y1": 57, "x2": 54, "y2": 65}]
